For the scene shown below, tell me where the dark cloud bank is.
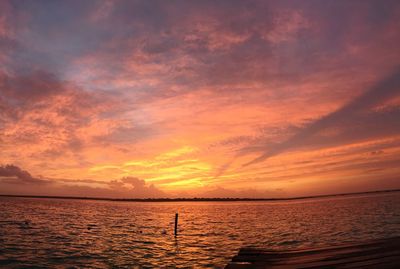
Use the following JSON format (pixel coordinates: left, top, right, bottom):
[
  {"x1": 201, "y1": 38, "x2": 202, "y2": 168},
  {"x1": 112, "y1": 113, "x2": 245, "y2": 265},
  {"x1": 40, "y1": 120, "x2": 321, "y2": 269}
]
[{"x1": 0, "y1": 164, "x2": 165, "y2": 198}]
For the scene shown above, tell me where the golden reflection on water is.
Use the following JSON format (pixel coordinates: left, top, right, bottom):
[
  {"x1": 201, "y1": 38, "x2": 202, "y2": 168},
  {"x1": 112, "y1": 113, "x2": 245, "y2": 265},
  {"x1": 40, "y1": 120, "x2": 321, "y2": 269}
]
[{"x1": 0, "y1": 193, "x2": 399, "y2": 268}]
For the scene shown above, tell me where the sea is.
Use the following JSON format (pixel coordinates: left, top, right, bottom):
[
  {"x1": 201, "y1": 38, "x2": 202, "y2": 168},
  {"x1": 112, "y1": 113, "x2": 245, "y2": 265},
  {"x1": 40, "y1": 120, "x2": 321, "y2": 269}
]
[{"x1": 0, "y1": 192, "x2": 399, "y2": 268}]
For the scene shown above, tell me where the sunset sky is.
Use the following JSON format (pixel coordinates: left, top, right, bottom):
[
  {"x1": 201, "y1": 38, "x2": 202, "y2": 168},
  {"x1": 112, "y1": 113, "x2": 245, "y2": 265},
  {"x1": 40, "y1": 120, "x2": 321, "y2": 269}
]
[{"x1": 1, "y1": 0, "x2": 400, "y2": 198}]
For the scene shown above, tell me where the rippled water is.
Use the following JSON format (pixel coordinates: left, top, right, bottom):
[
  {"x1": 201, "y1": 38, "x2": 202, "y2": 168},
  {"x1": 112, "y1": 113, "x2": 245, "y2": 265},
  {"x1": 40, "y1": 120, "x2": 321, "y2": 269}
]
[{"x1": 0, "y1": 192, "x2": 399, "y2": 268}]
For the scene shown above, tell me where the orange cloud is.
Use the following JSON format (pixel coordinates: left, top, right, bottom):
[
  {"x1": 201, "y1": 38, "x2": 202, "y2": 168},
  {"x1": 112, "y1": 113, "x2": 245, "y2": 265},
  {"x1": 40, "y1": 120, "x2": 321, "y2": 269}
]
[{"x1": 1, "y1": 1, "x2": 400, "y2": 197}]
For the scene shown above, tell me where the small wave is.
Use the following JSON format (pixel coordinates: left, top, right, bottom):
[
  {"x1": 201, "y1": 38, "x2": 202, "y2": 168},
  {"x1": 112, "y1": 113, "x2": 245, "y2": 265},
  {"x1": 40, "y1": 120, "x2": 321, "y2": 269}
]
[{"x1": 278, "y1": 240, "x2": 301, "y2": 246}]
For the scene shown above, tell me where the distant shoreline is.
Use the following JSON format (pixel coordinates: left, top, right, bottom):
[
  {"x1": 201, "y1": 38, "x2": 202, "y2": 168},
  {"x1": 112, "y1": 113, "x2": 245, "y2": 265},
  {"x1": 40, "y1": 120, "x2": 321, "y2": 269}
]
[{"x1": 0, "y1": 189, "x2": 399, "y2": 202}]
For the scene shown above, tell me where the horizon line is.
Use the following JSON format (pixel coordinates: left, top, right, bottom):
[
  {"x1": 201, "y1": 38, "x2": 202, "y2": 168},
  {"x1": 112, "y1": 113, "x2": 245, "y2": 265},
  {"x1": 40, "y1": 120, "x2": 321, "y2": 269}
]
[{"x1": 0, "y1": 189, "x2": 399, "y2": 202}]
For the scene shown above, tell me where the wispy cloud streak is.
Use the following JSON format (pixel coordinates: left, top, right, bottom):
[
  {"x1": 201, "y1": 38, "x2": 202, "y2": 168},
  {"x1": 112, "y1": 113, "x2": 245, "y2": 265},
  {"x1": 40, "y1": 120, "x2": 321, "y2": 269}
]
[{"x1": 242, "y1": 68, "x2": 400, "y2": 166}]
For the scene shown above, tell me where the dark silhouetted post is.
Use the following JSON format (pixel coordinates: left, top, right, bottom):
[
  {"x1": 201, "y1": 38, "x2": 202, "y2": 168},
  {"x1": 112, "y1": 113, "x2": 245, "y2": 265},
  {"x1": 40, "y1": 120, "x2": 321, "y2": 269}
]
[{"x1": 174, "y1": 213, "x2": 178, "y2": 236}]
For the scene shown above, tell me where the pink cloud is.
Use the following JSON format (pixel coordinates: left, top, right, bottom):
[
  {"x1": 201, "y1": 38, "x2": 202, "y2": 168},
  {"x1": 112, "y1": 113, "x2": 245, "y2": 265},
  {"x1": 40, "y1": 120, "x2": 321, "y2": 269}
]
[{"x1": 1, "y1": 1, "x2": 400, "y2": 197}]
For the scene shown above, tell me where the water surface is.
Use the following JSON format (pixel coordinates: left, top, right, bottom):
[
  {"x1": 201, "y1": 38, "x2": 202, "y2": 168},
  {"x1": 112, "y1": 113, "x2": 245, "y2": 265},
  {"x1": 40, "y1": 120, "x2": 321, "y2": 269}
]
[{"x1": 0, "y1": 192, "x2": 399, "y2": 268}]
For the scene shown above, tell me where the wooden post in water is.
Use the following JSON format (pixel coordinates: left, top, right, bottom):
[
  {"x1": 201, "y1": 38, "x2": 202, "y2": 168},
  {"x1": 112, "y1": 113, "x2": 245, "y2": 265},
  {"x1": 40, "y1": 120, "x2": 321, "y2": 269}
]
[{"x1": 174, "y1": 213, "x2": 178, "y2": 236}]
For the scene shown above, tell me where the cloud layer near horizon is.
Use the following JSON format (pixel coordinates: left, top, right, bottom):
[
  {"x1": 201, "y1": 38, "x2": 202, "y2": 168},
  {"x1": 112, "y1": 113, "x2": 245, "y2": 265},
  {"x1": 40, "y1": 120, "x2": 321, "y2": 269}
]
[{"x1": 1, "y1": 0, "x2": 400, "y2": 198}]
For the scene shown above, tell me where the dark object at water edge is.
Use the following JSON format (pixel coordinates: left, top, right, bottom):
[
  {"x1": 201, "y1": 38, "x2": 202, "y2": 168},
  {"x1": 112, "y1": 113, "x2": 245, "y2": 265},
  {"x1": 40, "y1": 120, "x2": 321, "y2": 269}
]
[{"x1": 225, "y1": 236, "x2": 400, "y2": 268}]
